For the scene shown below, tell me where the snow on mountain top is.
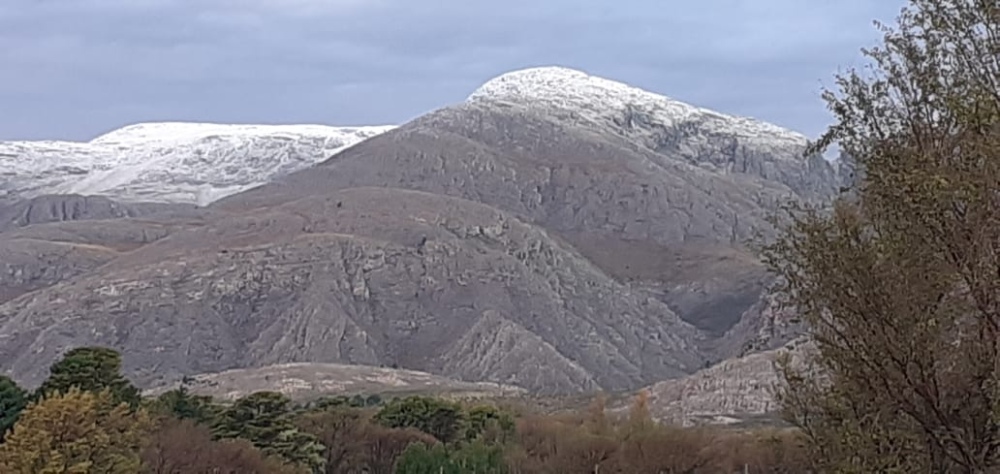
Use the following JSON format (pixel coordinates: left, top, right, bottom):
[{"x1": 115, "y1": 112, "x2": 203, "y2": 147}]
[
  {"x1": 467, "y1": 66, "x2": 810, "y2": 152},
  {"x1": 90, "y1": 122, "x2": 395, "y2": 147},
  {"x1": 1, "y1": 122, "x2": 395, "y2": 205}
]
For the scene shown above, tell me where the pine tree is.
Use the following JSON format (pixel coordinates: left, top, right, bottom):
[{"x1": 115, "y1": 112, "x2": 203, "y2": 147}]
[
  {"x1": 213, "y1": 391, "x2": 324, "y2": 473},
  {"x1": 152, "y1": 386, "x2": 219, "y2": 424},
  {"x1": 375, "y1": 396, "x2": 465, "y2": 443},
  {"x1": 0, "y1": 376, "x2": 27, "y2": 441},
  {"x1": 35, "y1": 346, "x2": 141, "y2": 408}
]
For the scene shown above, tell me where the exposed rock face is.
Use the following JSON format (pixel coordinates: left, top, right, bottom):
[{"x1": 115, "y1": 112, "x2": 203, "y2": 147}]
[
  {"x1": 0, "y1": 189, "x2": 704, "y2": 394},
  {"x1": 143, "y1": 362, "x2": 527, "y2": 402},
  {"x1": 713, "y1": 290, "x2": 807, "y2": 359},
  {"x1": 0, "y1": 194, "x2": 202, "y2": 232},
  {"x1": 0, "y1": 66, "x2": 840, "y2": 398},
  {"x1": 0, "y1": 196, "x2": 209, "y2": 304},
  {"x1": 639, "y1": 338, "x2": 814, "y2": 426}
]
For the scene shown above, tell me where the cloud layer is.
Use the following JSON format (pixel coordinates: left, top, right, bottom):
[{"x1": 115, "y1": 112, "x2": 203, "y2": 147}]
[{"x1": 1, "y1": 0, "x2": 905, "y2": 141}]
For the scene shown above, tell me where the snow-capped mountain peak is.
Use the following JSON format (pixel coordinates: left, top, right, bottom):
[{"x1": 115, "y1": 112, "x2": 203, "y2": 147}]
[
  {"x1": 467, "y1": 66, "x2": 837, "y2": 197},
  {"x1": 1, "y1": 122, "x2": 395, "y2": 206},
  {"x1": 468, "y1": 66, "x2": 810, "y2": 157}
]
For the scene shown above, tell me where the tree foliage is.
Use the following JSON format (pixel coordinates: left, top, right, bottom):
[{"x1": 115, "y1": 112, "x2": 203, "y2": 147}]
[
  {"x1": 465, "y1": 405, "x2": 516, "y2": 444},
  {"x1": 0, "y1": 387, "x2": 151, "y2": 474},
  {"x1": 141, "y1": 418, "x2": 301, "y2": 474},
  {"x1": 0, "y1": 376, "x2": 27, "y2": 442},
  {"x1": 767, "y1": 0, "x2": 1000, "y2": 471},
  {"x1": 375, "y1": 396, "x2": 465, "y2": 443},
  {"x1": 150, "y1": 386, "x2": 220, "y2": 424},
  {"x1": 213, "y1": 391, "x2": 325, "y2": 473},
  {"x1": 35, "y1": 346, "x2": 141, "y2": 408},
  {"x1": 395, "y1": 441, "x2": 507, "y2": 474},
  {"x1": 295, "y1": 406, "x2": 367, "y2": 474},
  {"x1": 357, "y1": 423, "x2": 437, "y2": 474}
]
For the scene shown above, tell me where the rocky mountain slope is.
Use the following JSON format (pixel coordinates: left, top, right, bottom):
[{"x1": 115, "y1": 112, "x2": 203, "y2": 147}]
[
  {"x1": 222, "y1": 67, "x2": 840, "y2": 338},
  {"x1": 0, "y1": 194, "x2": 202, "y2": 232},
  {"x1": 0, "y1": 67, "x2": 839, "y2": 402},
  {"x1": 0, "y1": 188, "x2": 706, "y2": 394},
  {"x1": 0, "y1": 123, "x2": 394, "y2": 205},
  {"x1": 634, "y1": 337, "x2": 815, "y2": 426}
]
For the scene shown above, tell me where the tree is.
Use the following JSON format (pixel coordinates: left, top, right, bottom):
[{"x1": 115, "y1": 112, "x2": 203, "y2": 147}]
[
  {"x1": 0, "y1": 376, "x2": 27, "y2": 441},
  {"x1": 0, "y1": 387, "x2": 151, "y2": 473},
  {"x1": 375, "y1": 396, "x2": 465, "y2": 444},
  {"x1": 35, "y1": 346, "x2": 141, "y2": 408},
  {"x1": 767, "y1": 0, "x2": 1000, "y2": 471},
  {"x1": 142, "y1": 418, "x2": 301, "y2": 474},
  {"x1": 150, "y1": 386, "x2": 219, "y2": 425},
  {"x1": 213, "y1": 391, "x2": 325, "y2": 473},
  {"x1": 395, "y1": 441, "x2": 507, "y2": 474},
  {"x1": 394, "y1": 442, "x2": 453, "y2": 474},
  {"x1": 511, "y1": 414, "x2": 616, "y2": 474},
  {"x1": 295, "y1": 407, "x2": 366, "y2": 474},
  {"x1": 464, "y1": 405, "x2": 515, "y2": 444},
  {"x1": 357, "y1": 424, "x2": 436, "y2": 474},
  {"x1": 448, "y1": 441, "x2": 507, "y2": 474}
]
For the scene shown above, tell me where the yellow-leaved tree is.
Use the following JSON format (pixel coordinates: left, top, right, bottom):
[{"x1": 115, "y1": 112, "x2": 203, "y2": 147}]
[
  {"x1": 0, "y1": 387, "x2": 151, "y2": 474},
  {"x1": 767, "y1": 0, "x2": 1000, "y2": 471}
]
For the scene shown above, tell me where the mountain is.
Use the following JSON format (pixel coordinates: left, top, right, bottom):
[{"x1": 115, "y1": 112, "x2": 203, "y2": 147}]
[
  {"x1": 0, "y1": 122, "x2": 394, "y2": 205},
  {"x1": 221, "y1": 66, "x2": 840, "y2": 338},
  {"x1": 0, "y1": 66, "x2": 838, "y2": 398},
  {"x1": 467, "y1": 67, "x2": 838, "y2": 199}
]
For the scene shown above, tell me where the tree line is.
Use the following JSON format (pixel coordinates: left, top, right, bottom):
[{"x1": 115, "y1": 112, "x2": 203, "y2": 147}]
[{"x1": 0, "y1": 346, "x2": 807, "y2": 473}]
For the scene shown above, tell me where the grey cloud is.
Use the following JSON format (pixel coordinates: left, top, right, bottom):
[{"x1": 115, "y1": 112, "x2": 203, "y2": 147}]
[{"x1": 1, "y1": 0, "x2": 906, "y2": 141}]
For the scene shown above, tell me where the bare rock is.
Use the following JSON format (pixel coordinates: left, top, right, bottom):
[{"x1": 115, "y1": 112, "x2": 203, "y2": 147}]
[
  {"x1": 639, "y1": 337, "x2": 814, "y2": 426},
  {"x1": 0, "y1": 194, "x2": 201, "y2": 232},
  {"x1": 143, "y1": 362, "x2": 527, "y2": 402},
  {"x1": 0, "y1": 188, "x2": 705, "y2": 394}
]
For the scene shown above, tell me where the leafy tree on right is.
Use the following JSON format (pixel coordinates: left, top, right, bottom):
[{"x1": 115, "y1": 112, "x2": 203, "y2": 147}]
[{"x1": 765, "y1": 0, "x2": 1000, "y2": 471}]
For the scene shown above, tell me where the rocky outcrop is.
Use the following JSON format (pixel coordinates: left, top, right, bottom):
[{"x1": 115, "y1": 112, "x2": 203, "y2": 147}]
[
  {"x1": 0, "y1": 194, "x2": 201, "y2": 233},
  {"x1": 713, "y1": 290, "x2": 807, "y2": 359},
  {"x1": 0, "y1": 201, "x2": 208, "y2": 304},
  {"x1": 639, "y1": 338, "x2": 814, "y2": 426}
]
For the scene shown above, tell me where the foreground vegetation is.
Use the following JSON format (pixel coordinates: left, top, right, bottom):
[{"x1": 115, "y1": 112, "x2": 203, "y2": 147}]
[
  {"x1": 0, "y1": 347, "x2": 807, "y2": 473},
  {"x1": 765, "y1": 0, "x2": 1000, "y2": 472}
]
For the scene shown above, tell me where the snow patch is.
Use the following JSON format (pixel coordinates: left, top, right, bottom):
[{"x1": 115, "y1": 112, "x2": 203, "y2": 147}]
[
  {"x1": 1, "y1": 122, "x2": 395, "y2": 205},
  {"x1": 467, "y1": 66, "x2": 810, "y2": 160}
]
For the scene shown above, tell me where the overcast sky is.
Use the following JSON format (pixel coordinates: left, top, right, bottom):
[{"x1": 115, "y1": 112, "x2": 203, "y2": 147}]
[{"x1": 1, "y1": 0, "x2": 905, "y2": 142}]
